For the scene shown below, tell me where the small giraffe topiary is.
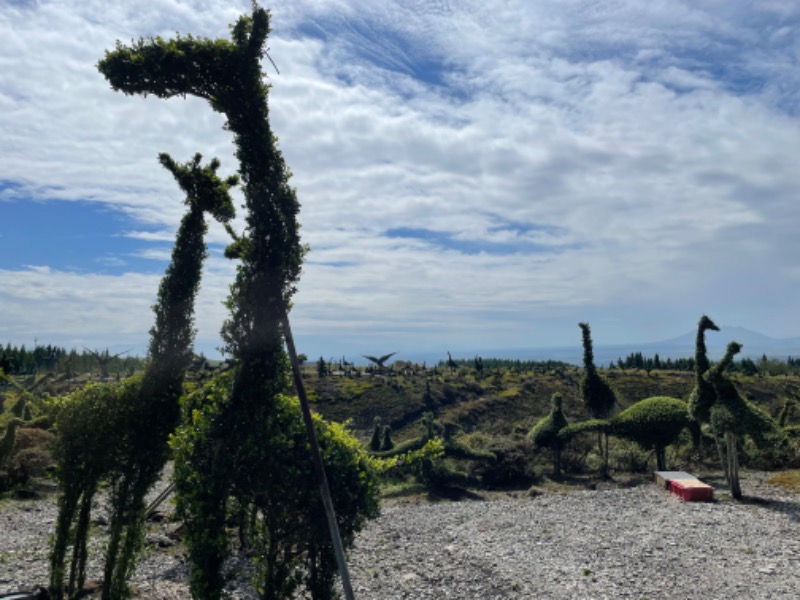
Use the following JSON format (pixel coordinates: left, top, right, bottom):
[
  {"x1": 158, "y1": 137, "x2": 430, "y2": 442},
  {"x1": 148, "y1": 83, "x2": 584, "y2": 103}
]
[{"x1": 49, "y1": 153, "x2": 236, "y2": 600}]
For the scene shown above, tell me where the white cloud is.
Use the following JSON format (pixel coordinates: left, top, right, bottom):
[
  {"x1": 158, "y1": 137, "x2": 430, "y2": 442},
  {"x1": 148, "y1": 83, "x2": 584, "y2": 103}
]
[{"x1": 1, "y1": 0, "x2": 799, "y2": 359}]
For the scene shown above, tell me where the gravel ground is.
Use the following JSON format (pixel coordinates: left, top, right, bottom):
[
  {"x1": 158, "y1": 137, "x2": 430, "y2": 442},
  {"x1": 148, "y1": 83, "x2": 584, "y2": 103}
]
[{"x1": 1, "y1": 472, "x2": 799, "y2": 599}]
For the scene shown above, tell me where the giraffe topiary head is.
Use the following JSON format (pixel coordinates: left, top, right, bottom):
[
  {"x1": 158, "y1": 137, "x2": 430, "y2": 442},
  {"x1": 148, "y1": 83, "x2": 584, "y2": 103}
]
[{"x1": 158, "y1": 152, "x2": 237, "y2": 224}]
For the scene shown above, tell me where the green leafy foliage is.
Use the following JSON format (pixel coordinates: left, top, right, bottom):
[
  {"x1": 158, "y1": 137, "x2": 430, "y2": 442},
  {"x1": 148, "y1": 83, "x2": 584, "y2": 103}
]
[
  {"x1": 578, "y1": 323, "x2": 617, "y2": 419},
  {"x1": 171, "y1": 372, "x2": 380, "y2": 600},
  {"x1": 609, "y1": 396, "x2": 689, "y2": 470},
  {"x1": 530, "y1": 394, "x2": 569, "y2": 449},
  {"x1": 49, "y1": 379, "x2": 141, "y2": 598},
  {"x1": 707, "y1": 341, "x2": 785, "y2": 499},
  {"x1": 369, "y1": 416, "x2": 383, "y2": 451},
  {"x1": 48, "y1": 151, "x2": 237, "y2": 599}
]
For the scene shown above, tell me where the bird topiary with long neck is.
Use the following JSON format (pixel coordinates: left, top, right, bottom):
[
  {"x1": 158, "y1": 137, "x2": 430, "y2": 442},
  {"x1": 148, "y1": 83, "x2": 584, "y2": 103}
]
[
  {"x1": 707, "y1": 341, "x2": 783, "y2": 500},
  {"x1": 687, "y1": 315, "x2": 720, "y2": 424},
  {"x1": 578, "y1": 322, "x2": 617, "y2": 474},
  {"x1": 529, "y1": 393, "x2": 569, "y2": 477},
  {"x1": 685, "y1": 314, "x2": 729, "y2": 477}
]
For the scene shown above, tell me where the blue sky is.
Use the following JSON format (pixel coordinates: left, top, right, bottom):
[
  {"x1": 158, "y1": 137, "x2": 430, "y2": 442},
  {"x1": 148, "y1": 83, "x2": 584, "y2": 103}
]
[{"x1": 1, "y1": 0, "x2": 799, "y2": 361}]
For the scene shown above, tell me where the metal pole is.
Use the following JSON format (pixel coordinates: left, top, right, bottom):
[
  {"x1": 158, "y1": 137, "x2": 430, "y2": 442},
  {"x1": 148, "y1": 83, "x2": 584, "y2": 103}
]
[{"x1": 280, "y1": 305, "x2": 355, "y2": 600}]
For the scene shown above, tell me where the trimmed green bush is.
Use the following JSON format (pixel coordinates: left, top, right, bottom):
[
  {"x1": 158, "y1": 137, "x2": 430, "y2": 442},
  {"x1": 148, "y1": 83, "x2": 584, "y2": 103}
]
[
  {"x1": 171, "y1": 372, "x2": 380, "y2": 600},
  {"x1": 609, "y1": 396, "x2": 689, "y2": 471}
]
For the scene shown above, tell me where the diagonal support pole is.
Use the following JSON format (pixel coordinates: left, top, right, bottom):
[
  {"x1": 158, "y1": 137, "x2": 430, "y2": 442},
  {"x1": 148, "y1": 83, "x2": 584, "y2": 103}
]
[{"x1": 280, "y1": 304, "x2": 355, "y2": 600}]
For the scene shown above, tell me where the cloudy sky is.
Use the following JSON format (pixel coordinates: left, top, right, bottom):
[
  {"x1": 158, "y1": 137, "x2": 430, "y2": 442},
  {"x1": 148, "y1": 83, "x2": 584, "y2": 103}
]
[{"x1": 1, "y1": 0, "x2": 798, "y2": 362}]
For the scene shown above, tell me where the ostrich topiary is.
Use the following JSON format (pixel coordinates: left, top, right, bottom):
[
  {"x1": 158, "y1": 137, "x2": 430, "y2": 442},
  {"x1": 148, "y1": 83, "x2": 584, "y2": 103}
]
[
  {"x1": 686, "y1": 314, "x2": 729, "y2": 478},
  {"x1": 687, "y1": 315, "x2": 720, "y2": 423},
  {"x1": 578, "y1": 323, "x2": 617, "y2": 474},
  {"x1": 708, "y1": 341, "x2": 783, "y2": 500},
  {"x1": 529, "y1": 393, "x2": 569, "y2": 477}
]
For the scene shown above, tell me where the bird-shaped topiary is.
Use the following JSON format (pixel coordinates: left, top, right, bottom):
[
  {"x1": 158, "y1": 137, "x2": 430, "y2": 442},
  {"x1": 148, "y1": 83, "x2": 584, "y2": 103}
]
[
  {"x1": 708, "y1": 341, "x2": 784, "y2": 499},
  {"x1": 578, "y1": 323, "x2": 617, "y2": 474},
  {"x1": 529, "y1": 393, "x2": 569, "y2": 476}
]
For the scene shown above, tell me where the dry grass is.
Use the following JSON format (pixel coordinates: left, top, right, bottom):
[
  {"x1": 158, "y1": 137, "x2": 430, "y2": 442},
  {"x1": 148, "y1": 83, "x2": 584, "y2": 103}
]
[{"x1": 766, "y1": 469, "x2": 800, "y2": 492}]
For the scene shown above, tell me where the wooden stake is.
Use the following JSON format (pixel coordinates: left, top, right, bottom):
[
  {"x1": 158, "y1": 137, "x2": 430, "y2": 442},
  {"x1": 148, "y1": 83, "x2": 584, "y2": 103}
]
[{"x1": 280, "y1": 305, "x2": 355, "y2": 600}]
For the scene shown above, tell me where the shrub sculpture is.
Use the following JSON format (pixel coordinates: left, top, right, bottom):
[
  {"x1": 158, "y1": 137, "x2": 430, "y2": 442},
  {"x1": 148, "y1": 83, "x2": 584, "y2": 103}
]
[
  {"x1": 530, "y1": 393, "x2": 569, "y2": 476},
  {"x1": 708, "y1": 342, "x2": 784, "y2": 499},
  {"x1": 578, "y1": 322, "x2": 617, "y2": 474},
  {"x1": 372, "y1": 412, "x2": 489, "y2": 489},
  {"x1": 609, "y1": 396, "x2": 690, "y2": 471},
  {"x1": 369, "y1": 416, "x2": 383, "y2": 451},
  {"x1": 171, "y1": 372, "x2": 380, "y2": 600},
  {"x1": 49, "y1": 154, "x2": 236, "y2": 600},
  {"x1": 49, "y1": 380, "x2": 138, "y2": 597},
  {"x1": 97, "y1": 6, "x2": 382, "y2": 598},
  {"x1": 686, "y1": 315, "x2": 726, "y2": 470}
]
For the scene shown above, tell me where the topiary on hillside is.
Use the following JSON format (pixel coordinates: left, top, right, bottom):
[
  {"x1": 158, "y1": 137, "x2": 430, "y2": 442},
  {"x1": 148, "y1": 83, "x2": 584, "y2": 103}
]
[
  {"x1": 380, "y1": 424, "x2": 394, "y2": 451},
  {"x1": 0, "y1": 417, "x2": 24, "y2": 469},
  {"x1": 687, "y1": 315, "x2": 720, "y2": 425},
  {"x1": 529, "y1": 393, "x2": 569, "y2": 476},
  {"x1": 578, "y1": 323, "x2": 617, "y2": 419},
  {"x1": 578, "y1": 323, "x2": 617, "y2": 474},
  {"x1": 369, "y1": 416, "x2": 383, "y2": 451},
  {"x1": 609, "y1": 396, "x2": 690, "y2": 471},
  {"x1": 49, "y1": 154, "x2": 237, "y2": 600},
  {"x1": 708, "y1": 342, "x2": 784, "y2": 499}
]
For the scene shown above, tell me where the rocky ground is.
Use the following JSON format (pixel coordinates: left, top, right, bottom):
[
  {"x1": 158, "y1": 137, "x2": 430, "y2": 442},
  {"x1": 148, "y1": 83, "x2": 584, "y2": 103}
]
[{"x1": 1, "y1": 471, "x2": 799, "y2": 599}]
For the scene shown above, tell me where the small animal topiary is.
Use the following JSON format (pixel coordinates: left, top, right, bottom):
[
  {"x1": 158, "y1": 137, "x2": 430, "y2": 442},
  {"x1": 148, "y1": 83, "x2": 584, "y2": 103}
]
[
  {"x1": 708, "y1": 341, "x2": 784, "y2": 499},
  {"x1": 578, "y1": 323, "x2": 617, "y2": 474},
  {"x1": 530, "y1": 393, "x2": 569, "y2": 476}
]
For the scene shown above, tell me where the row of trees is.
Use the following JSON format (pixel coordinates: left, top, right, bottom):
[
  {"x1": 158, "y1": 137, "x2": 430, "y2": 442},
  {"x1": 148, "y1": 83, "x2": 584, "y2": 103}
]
[
  {"x1": 0, "y1": 344, "x2": 143, "y2": 377},
  {"x1": 612, "y1": 351, "x2": 799, "y2": 376}
]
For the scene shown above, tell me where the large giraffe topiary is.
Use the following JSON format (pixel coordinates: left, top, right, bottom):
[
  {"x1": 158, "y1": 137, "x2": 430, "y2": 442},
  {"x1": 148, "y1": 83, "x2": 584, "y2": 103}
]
[
  {"x1": 97, "y1": 7, "x2": 383, "y2": 600},
  {"x1": 50, "y1": 153, "x2": 236, "y2": 600}
]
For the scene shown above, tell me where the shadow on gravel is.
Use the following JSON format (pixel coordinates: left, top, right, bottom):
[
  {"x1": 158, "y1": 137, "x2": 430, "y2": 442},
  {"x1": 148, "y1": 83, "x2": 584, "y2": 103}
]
[
  {"x1": 697, "y1": 473, "x2": 800, "y2": 523},
  {"x1": 739, "y1": 496, "x2": 800, "y2": 523},
  {"x1": 426, "y1": 487, "x2": 485, "y2": 502}
]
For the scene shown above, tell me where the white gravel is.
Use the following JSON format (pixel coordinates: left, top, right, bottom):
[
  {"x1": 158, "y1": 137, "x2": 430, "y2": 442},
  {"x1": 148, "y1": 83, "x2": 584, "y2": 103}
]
[{"x1": 1, "y1": 472, "x2": 799, "y2": 599}]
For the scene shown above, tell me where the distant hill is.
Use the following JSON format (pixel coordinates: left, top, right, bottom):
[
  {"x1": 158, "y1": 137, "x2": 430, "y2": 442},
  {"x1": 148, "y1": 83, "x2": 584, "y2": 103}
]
[{"x1": 389, "y1": 326, "x2": 800, "y2": 367}]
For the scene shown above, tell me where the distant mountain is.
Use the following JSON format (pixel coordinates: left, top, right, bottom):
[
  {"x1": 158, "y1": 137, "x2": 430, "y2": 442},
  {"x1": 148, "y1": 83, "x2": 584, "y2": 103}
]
[
  {"x1": 640, "y1": 326, "x2": 800, "y2": 362},
  {"x1": 393, "y1": 326, "x2": 800, "y2": 367}
]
